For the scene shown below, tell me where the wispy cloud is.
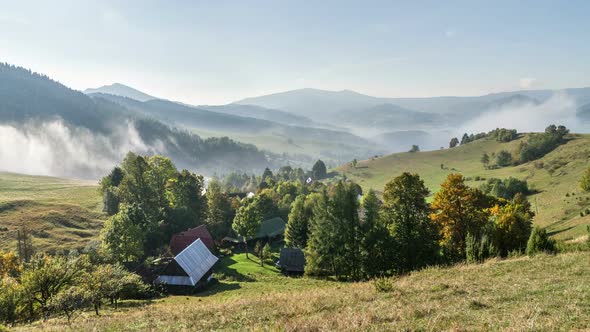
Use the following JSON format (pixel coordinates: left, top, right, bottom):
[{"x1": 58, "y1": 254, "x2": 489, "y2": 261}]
[{"x1": 519, "y1": 77, "x2": 536, "y2": 89}]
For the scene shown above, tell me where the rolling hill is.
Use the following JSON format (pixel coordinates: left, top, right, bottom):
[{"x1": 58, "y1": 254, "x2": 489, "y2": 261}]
[
  {"x1": 338, "y1": 133, "x2": 590, "y2": 240},
  {"x1": 23, "y1": 250, "x2": 590, "y2": 331},
  {"x1": 0, "y1": 172, "x2": 104, "y2": 253}
]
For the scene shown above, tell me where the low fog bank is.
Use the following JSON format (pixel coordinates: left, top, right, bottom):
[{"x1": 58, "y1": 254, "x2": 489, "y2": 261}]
[
  {"x1": 455, "y1": 93, "x2": 589, "y2": 138},
  {"x1": 0, "y1": 120, "x2": 165, "y2": 179},
  {"x1": 357, "y1": 92, "x2": 589, "y2": 155}
]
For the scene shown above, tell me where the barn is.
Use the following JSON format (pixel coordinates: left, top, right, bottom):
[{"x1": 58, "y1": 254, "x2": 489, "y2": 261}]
[
  {"x1": 155, "y1": 238, "x2": 218, "y2": 287},
  {"x1": 276, "y1": 248, "x2": 305, "y2": 274},
  {"x1": 170, "y1": 224, "x2": 215, "y2": 255}
]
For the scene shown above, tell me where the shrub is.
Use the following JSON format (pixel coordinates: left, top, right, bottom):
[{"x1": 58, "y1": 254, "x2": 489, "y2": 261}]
[
  {"x1": 0, "y1": 277, "x2": 21, "y2": 325},
  {"x1": 495, "y1": 150, "x2": 513, "y2": 167},
  {"x1": 526, "y1": 227, "x2": 556, "y2": 256},
  {"x1": 480, "y1": 177, "x2": 529, "y2": 200},
  {"x1": 580, "y1": 167, "x2": 590, "y2": 192},
  {"x1": 373, "y1": 277, "x2": 395, "y2": 293}
]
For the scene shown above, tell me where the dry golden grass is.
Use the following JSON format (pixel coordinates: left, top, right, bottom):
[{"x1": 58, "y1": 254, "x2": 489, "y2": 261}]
[{"x1": 18, "y1": 251, "x2": 590, "y2": 331}]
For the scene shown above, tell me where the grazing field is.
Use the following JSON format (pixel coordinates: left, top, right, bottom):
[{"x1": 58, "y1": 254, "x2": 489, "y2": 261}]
[
  {"x1": 338, "y1": 134, "x2": 590, "y2": 240},
  {"x1": 17, "y1": 250, "x2": 590, "y2": 331},
  {"x1": 0, "y1": 172, "x2": 104, "y2": 253}
]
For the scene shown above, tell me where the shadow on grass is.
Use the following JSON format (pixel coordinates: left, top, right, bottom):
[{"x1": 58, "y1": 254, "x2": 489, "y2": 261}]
[
  {"x1": 547, "y1": 226, "x2": 576, "y2": 237},
  {"x1": 215, "y1": 256, "x2": 257, "y2": 282},
  {"x1": 195, "y1": 281, "x2": 242, "y2": 297}
]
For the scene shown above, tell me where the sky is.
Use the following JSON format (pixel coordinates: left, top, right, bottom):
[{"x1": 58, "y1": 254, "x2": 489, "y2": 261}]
[{"x1": 1, "y1": 0, "x2": 590, "y2": 105}]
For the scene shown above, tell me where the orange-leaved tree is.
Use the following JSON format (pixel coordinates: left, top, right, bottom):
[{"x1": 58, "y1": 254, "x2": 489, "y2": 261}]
[{"x1": 430, "y1": 173, "x2": 496, "y2": 261}]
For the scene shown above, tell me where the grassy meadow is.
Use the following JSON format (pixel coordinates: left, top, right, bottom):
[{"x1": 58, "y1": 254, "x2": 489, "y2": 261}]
[
  {"x1": 339, "y1": 134, "x2": 590, "y2": 240},
  {"x1": 0, "y1": 172, "x2": 104, "y2": 253},
  {"x1": 16, "y1": 250, "x2": 590, "y2": 331}
]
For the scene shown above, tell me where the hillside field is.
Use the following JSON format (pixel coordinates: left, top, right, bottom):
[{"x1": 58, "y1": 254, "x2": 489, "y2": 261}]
[
  {"x1": 0, "y1": 172, "x2": 104, "y2": 253},
  {"x1": 339, "y1": 134, "x2": 590, "y2": 240},
  {"x1": 16, "y1": 250, "x2": 590, "y2": 331}
]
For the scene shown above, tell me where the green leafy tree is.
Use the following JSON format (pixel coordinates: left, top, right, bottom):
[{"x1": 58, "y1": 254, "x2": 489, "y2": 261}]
[
  {"x1": 381, "y1": 173, "x2": 439, "y2": 272},
  {"x1": 101, "y1": 205, "x2": 147, "y2": 264},
  {"x1": 165, "y1": 170, "x2": 207, "y2": 238},
  {"x1": 449, "y1": 137, "x2": 459, "y2": 148},
  {"x1": 491, "y1": 199, "x2": 533, "y2": 256},
  {"x1": 48, "y1": 287, "x2": 90, "y2": 324},
  {"x1": 480, "y1": 153, "x2": 490, "y2": 169},
  {"x1": 408, "y1": 145, "x2": 420, "y2": 152},
  {"x1": 20, "y1": 254, "x2": 86, "y2": 320},
  {"x1": 206, "y1": 179, "x2": 235, "y2": 240},
  {"x1": 285, "y1": 195, "x2": 310, "y2": 248},
  {"x1": 312, "y1": 160, "x2": 327, "y2": 180},
  {"x1": 232, "y1": 201, "x2": 262, "y2": 258},
  {"x1": 495, "y1": 150, "x2": 513, "y2": 167}
]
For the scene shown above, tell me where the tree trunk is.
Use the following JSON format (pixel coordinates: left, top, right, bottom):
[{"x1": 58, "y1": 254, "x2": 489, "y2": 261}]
[
  {"x1": 95, "y1": 303, "x2": 100, "y2": 316},
  {"x1": 245, "y1": 241, "x2": 249, "y2": 259}
]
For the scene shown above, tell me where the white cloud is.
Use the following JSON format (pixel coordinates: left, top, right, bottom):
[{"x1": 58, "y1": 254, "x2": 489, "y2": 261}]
[
  {"x1": 444, "y1": 29, "x2": 456, "y2": 38},
  {"x1": 519, "y1": 77, "x2": 536, "y2": 89}
]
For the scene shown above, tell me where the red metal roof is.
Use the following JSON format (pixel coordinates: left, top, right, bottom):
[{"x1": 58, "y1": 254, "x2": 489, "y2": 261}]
[{"x1": 170, "y1": 224, "x2": 215, "y2": 255}]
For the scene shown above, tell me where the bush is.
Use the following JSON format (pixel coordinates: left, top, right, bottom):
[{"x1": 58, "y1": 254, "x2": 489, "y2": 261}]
[
  {"x1": 526, "y1": 227, "x2": 556, "y2": 256},
  {"x1": 580, "y1": 167, "x2": 590, "y2": 192},
  {"x1": 373, "y1": 277, "x2": 395, "y2": 293},
  {"x1": 495, "y1": 150, "x2": 513, "y2": 167},
  {"x1": 480, "y1": 177, "x2": 529, "y2": 200}
]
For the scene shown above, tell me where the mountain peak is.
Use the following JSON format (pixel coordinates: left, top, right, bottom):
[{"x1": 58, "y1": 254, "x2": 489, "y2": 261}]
[{"x1": 84, "y1": 83, "x2": 156, "y2": 102}]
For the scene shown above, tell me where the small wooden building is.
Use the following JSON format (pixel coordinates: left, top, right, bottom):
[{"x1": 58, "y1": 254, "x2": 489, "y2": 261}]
[
  {"x1": 276, "y1": 248, "x2": 305, "y2": 274},
  {"x1": 170, "y1": 224, "x2": 215, "y2": 255}
]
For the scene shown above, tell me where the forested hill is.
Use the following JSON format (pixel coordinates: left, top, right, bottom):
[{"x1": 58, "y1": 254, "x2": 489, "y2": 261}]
[{"x1": 0, "y1": 63, "x2": 270, "y2": 178}]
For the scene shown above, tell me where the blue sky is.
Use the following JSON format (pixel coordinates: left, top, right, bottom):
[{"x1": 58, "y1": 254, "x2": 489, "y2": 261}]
[{"x1": 1, "y1": 0, "x2": 589, "y2": 104}]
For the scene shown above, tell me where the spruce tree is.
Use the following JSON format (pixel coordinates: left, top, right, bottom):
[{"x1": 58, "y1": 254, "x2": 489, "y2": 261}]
[{"x1": 285, "y1": 195, "x2": 309, "y2": 248}]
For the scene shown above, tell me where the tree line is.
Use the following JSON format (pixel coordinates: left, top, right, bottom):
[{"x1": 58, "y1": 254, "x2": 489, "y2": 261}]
[{"x1": 285, "y1": 172, "x2": 547, "y2": 280}]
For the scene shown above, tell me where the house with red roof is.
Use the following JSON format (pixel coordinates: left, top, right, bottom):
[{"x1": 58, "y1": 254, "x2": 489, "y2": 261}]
[{"x1": 170, "y1": 224, "x2": 215, "y2": 255}]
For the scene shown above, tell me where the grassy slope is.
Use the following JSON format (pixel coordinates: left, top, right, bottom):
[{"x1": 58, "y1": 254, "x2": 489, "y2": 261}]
[
  {"x1": 338, "y1": 134, "x2": 590, "y2": 240},
  {"x1": 19, "y1": 250, "x2": 590, "y2": 331},
  {"x1": 0, "y1": 172, "x2": 104, "y2": 253}
]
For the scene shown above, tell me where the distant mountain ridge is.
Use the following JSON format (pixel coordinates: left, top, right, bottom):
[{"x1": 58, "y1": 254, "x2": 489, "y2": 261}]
[
  {"x1": 85, "y1": 83, "x2": 156, "y2": 102},
  {"x1": 0, "y1": 63, "x2": 270, "y2": 178}
]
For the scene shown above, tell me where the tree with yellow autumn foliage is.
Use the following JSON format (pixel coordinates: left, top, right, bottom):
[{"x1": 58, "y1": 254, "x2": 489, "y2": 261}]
[
  {"x1": 0, "y1": 250, "x2": 20, "y2": 278},
  {"x1": 429, "y1": 173, "x2": 497, "y2": 260}
]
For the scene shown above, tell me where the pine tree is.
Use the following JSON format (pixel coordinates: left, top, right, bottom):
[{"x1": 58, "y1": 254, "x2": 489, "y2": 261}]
[
  {"x1": 305, "y1": 191, "x2": 336, "y2": 276},
  {"x1": 360, "y1": 190, "x2": 393, "y2": 278},
  {"x1": 285, "y1": 195, "x2": 310, "y2": 248}
]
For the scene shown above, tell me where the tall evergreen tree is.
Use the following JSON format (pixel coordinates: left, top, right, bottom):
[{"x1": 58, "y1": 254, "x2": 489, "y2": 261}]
[
  {"x1": 305, "y1": 191, "x2": 336, "y2": 276},
  {"x1": 311, "y1": 160, "x2": 327, "y2": 180},
  {"x1": 360, "y1": 190, "x2": 393, "y2": 278},
  {"x1": 285, "y1": 195, "x2": 310, "y2": 248}
]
